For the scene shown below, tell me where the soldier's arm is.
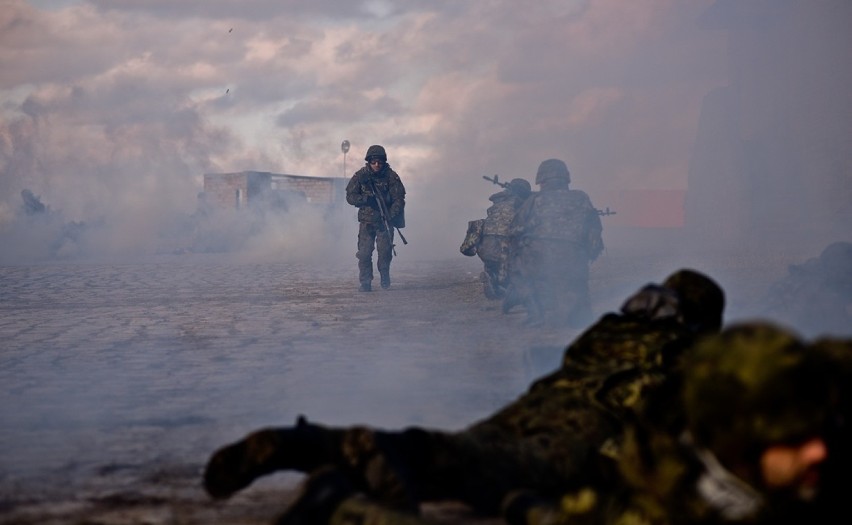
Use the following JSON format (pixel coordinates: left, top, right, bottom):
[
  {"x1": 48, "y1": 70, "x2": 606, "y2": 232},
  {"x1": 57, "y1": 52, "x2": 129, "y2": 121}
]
[
  {"x1": 346, "y1": 173, "x2": 373, "y2": 207},
  {"x1": 388, "y1": 172, "x2": 406, "y2": 219}
]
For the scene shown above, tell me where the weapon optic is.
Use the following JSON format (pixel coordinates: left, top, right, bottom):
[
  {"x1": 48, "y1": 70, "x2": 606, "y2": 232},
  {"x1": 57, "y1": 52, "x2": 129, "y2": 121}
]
[{"x1": 597, "y1": 207, "x2": 617, "y2": 217}]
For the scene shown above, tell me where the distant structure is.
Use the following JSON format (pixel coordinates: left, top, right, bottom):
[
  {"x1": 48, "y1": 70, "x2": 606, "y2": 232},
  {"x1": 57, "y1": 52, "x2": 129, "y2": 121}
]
[
  {"x1": 202, "y1": 171, "x2": 347, "y2": 211},
  {"x1": 686, "y1": 1, "x2": 852, "y2": 250}
]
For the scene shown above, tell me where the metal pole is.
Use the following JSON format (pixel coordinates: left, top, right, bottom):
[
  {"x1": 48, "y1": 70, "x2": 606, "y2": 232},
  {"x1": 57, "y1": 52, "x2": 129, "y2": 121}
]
[{"x1": 341, "y1": 140, "x2": 350, "y2": 179}]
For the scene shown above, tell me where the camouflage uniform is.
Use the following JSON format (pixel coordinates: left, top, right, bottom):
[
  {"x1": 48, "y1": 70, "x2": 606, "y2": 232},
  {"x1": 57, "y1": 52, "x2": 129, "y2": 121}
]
[
  {"x1": 504, "y1": 159, "x2": 603, "y2": 327},
  {"x1": 346, "y1": 145, "x2": 406, "y2": 291},
  {"x1": 204, "y1": 270, "x2": 725, "y2": 522},
  {"x1": 504, "y1": 322, "x2": 849, "y2": 525},
  {"x1": 460, "y1": 179, "x2": 531, "y2": 299}
]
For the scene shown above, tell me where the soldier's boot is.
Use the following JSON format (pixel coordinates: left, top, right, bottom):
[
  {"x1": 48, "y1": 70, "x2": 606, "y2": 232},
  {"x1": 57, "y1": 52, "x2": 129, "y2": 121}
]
[
  {"x1": 522, "y1": 299, "x2": 545, "y2": 327},
  {"x1": 379, "y1": 270, "x2": 391, "y2": 290},
  {"x1": 482, "y1": 272, "x2": 505, "y2": 300},
  {"x1": 359, "y1": 281, "x2": 372, "y2": 292},
  {"x1": 204, "y1": 415, "x2": 345, "y2": 499},
  {"x1": 502, "y1": 287, "x2": 522, "y2": 314},
  {"x1": 275, "y1": 466, "x2": 355, "y2": 525}
]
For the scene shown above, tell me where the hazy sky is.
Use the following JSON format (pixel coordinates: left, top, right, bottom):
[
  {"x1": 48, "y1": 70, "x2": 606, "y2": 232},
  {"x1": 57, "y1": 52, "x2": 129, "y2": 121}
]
[{"x1": 1, "y1": 0, "x2": 728, "y2": 258}]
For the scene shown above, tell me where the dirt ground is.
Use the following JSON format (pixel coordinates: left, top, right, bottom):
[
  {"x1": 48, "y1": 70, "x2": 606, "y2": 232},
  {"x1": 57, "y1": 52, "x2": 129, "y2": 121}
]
[{"x1": 0, "y1": 240, "x2": 800, "y2": 525}]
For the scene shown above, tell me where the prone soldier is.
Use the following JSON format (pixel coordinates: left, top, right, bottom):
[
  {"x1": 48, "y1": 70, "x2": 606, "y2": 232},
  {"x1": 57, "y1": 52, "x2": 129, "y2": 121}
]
[{"x1": 203, "y1": 269, "x2": 725, "y2": 522}]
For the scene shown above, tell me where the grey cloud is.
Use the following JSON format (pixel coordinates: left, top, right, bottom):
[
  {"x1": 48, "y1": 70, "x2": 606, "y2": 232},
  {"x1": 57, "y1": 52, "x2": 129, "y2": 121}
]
[
  {"x1": 87, "y1": 0, "x2": 454, "y2": 21},
  {"x1": 276, "y1": 93, "x2": 403, "y2": 127}
]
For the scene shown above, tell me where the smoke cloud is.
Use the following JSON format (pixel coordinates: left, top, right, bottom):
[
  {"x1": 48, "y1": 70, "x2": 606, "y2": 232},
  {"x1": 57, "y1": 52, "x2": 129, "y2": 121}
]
[{"x1": 1, "y1": 0, "x2": 849, "y2": 291}]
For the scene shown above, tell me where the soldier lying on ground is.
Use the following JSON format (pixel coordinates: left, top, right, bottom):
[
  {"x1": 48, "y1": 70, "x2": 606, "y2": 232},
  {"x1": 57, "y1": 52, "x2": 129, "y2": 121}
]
[
  {"x1": 499, "y1": 322, "x2": 852, "y2": 525},
  {"x1": 203, "y1": 269, "x2": 725, "y2": 520},
  {"x1": 270, "y1": 323, "x2": 852, "y2": 525}
]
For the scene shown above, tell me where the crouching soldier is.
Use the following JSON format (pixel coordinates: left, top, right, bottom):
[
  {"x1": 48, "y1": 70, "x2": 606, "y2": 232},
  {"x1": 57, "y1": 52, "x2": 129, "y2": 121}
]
[{"x1": 460, "y1": 178, "x2": 532, "y2": 299}]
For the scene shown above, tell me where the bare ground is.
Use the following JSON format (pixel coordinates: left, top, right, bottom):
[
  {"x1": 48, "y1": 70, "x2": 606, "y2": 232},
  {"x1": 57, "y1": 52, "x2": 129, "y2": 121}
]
[{"x1": 0, "y1": 243, "x2": 798, "y2": 524}]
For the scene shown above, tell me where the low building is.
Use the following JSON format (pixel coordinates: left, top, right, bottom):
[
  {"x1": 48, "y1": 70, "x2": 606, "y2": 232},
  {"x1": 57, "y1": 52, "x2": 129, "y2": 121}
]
[{"x1": 202, "y1": 171, "x2": 347, "y2": 211}]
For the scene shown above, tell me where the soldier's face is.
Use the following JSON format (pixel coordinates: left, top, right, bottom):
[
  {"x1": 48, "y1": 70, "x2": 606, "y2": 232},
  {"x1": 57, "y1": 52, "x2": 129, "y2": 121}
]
[
  {"x1": 759, "y1": 436, "x2": 827, "y2": 500},
  {"x1": 368, "y1": 158, "x2": 385, "y2": 172}
]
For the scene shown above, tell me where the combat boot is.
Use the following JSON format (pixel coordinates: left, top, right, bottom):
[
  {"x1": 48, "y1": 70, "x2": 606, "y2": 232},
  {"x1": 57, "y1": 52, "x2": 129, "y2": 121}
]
[
  {"x1": 380, "y1": 271, "x2": 391, "y2": 289},
  {"x1": 203, "y1": 416, "x2": 344, "y2": 499},
  {"x1": 359, "y1": 282, "x2": 372, "y2": 292},
  {"x1": 482, "y1": 272, "x2": 501, "y2": 300}
]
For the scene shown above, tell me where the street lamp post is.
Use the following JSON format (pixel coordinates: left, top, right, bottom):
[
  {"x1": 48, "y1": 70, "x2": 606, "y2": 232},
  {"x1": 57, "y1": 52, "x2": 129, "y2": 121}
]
[{"x1": 341, "y1": 140, "x2": 350, "y2": 179}]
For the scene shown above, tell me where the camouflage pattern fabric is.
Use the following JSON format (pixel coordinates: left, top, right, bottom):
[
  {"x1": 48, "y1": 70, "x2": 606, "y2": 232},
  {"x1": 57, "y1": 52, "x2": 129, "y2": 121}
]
[
  {"x1": 346, "y1": 164, "x2": 406, "y2": 227},
  {"x1": 357, "y1": 222, "x2": 395, "y2": 286},
  {"x1": 328, "y1": 497, "x2": 437, "y2": 525},
  {"x1": 274, "y1": 309, "x2": 710, "y2": 524},
  {"x1": 462, "y1": 189, "x2": 529, "y2": 299},
  {"x1": 459, "y1": 219, "x2": 484, "y2": 256},
  {"x1": 506, "y1": 181, "x2": 603, "y2": 326},
  {"x1": 507, "y1": 323, "x2": 851, "y2": 525},
  {"x1": 346, "y1": 163, "x2": 406, "y2": 287},
  {"x1": 203, "y1": 272, "x2": 725, "y2": 522}
]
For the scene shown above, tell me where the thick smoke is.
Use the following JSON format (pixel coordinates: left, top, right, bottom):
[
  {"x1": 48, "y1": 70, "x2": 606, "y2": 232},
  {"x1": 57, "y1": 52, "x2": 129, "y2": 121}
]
[{"x1": 2, "y1": 1, "x2": 849, "y2": 334}]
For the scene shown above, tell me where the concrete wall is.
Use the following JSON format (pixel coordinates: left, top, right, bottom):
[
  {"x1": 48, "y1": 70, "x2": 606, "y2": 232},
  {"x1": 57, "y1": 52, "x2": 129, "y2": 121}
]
[{"x1": 203, "y1": 171, "x2": 346, "y2": 210}]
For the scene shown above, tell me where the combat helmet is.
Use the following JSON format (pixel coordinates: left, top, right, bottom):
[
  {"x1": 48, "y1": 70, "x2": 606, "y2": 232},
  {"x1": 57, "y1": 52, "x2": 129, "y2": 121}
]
[
  {"x1": 535, "y1": 159, "x2": 571, "y2": 185},
  {"x1": 682, "y1": 322, "x2": 830, "y2": 470},
  {"x1": 507, "y1": 178, "x2": 532, "y2": 199},
  {"x1": 662, "y1": 269, "x2": 725, "y2": 333},
  {"x1": 364, "y1": 145, "x2": 387, "y2": 161}
]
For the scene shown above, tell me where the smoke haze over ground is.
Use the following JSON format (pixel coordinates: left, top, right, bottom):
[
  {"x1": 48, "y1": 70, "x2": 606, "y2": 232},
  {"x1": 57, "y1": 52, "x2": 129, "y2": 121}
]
[
  {"x1": 1, "y1": 1, "x2": 850, "y2": 522},
  {"x1": 2, "y1": 1, "x2": 849, "y2": 262}
]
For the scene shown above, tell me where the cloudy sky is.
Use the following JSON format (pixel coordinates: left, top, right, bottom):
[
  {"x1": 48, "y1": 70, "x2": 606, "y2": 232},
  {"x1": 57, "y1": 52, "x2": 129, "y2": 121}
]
[{"x1": 1, "y1": 0, "x2": 728, "y2": 258}]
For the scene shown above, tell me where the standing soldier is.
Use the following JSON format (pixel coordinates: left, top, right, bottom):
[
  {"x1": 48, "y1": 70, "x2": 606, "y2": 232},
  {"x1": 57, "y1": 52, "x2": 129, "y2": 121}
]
[
  {"x1": 460, "y1": 178, "x2": 532, "y2": 299},
  {"x1": 345, "y1": 145, "x2": 406, "y2": 292},
  {"x1": 506, "y1": 159, "x2": 603, "y2": 327}
]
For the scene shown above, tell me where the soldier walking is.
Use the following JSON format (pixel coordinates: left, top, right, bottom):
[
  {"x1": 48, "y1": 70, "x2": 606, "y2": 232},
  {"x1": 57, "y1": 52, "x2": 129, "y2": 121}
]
[{"x1": 345, "y1": 145, "x2": 406, "y2": 292}]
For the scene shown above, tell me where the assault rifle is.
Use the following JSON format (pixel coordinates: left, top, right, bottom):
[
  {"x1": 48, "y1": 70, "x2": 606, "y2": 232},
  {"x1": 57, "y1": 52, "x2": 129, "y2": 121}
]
[
  {"x1": 367, "y1": 177, "x2": 408, "y2": 256},
  {"x1": 482, "y1": 174, "x2": 509, "y2": 188},
  {"x1": 486, "y1": 174, "x2": 617, "y2": 217}
]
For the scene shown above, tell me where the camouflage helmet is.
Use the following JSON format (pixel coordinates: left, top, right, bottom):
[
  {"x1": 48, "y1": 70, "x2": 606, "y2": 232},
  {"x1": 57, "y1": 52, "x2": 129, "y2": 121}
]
[
  {"x1": 535, "y1": 159, "x2": 571, "y2": 185},
  {"x1": 507, "y1": 178, "x2": 532, "y2": 199},
  {"x1": 682, "y1": 322, "x2": 830, "y2": 469},
  {"x1": 364, "y1": 145, "x2": 387, "y2": 161},
  {"x1": 662, "y1": 269, "x2": 725, "y2": 333}
]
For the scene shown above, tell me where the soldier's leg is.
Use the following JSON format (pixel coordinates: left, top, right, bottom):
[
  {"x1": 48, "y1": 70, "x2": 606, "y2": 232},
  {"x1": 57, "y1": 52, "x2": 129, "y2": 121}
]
[
  {"x1": 204, "y1": 416, "x2": 347, "y2": 499},
  {"x1": 562, "y1": 251, "x2": 593, "y2": 328},
  {"x1": 357, "y1": 223, "x2": 377, "y2": 291},
  {"x1": 204, "y1": 417, "x2": 451, "y2": 510},
  {"x1": 376, "y1": 227, "x2": 394, "y2": 289}
]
